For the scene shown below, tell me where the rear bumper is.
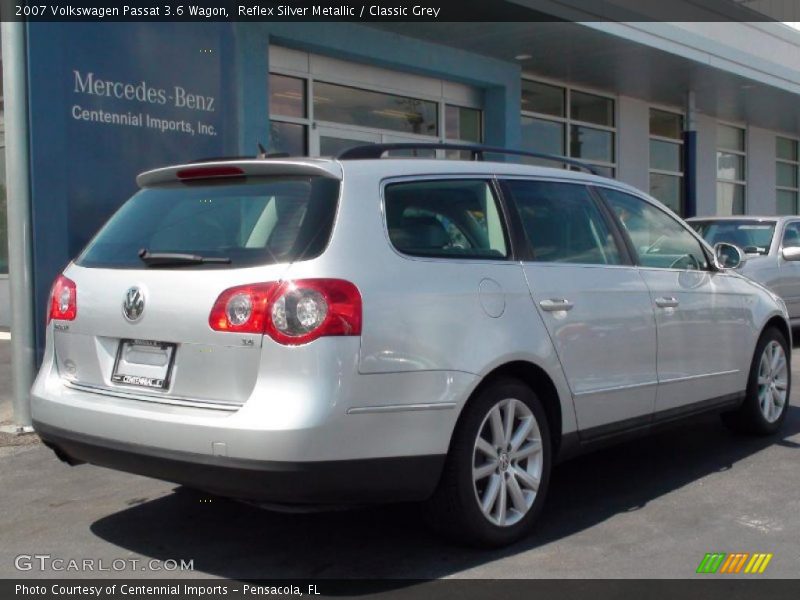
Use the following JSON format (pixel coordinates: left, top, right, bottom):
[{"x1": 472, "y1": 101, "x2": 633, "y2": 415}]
[{"x1": 35, "y1": 422, "x2": 445, "y2": 504}]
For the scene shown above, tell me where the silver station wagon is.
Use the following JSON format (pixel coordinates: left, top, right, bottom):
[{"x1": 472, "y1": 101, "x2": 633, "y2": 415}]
[{"x1": 32, "y1": 144, "x2": 791, "y2": 546}]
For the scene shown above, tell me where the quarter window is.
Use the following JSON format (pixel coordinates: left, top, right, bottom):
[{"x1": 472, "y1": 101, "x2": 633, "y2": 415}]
[
  {"x1": 501, "y1": 180, "x2": 621, "y2": 265},
  {"x1": 600, "y1": 188, "x2": 708, "y2": 270},
  {"x1": 384, "y1": 180, "x2": 508, "y2": 260}
]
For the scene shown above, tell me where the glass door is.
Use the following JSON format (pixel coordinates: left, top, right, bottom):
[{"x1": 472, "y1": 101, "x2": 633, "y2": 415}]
[
  {"x1": 313, "y1": 126, "x2": 439, "y2": 158},
  {"x1": 314, "y1": 126, "x2": 380, "y2": 157}
]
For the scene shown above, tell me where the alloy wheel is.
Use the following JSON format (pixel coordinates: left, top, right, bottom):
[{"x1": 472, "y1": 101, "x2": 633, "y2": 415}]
[
  {"x1": 757, "y1": 340, "x2": 788, "y2": 423},
  {"x1": 472, "y1": 398, "x2": 543, "y2": 527}
]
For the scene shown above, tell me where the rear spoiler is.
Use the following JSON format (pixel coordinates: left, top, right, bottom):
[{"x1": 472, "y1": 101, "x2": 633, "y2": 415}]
[{"x1": 136, "y1": 159, "x2": 343, "y2": 187}]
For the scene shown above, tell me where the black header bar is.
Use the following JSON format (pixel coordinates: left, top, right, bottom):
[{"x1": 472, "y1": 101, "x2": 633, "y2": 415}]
[{"x1": 0, "y1": 0, "x2": 791, "y2": 22}]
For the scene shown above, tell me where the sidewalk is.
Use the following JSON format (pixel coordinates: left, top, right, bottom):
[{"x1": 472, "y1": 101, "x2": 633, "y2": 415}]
[{"x1": 0, "y1": 338, "x2": 40, "y2": 451}]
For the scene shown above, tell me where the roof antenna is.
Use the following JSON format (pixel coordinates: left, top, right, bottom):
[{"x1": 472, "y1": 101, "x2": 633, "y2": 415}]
[{"x1": 257, "y1": 143, "x2": 268, "y2": 159}]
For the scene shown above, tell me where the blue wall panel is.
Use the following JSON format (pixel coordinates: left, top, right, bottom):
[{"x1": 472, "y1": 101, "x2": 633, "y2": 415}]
[
  {"x1": 233, "y1": 22, "x2": 522, "y2": 154},
  {"x1": 26, "y1": 22, "x2": 520, "y2": 358},
  {"x1": 27, "y1": 21, "x2": 238, "y2": 357}
]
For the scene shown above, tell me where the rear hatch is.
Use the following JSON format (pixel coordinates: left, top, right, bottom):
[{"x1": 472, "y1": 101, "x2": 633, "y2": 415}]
[{"x1": 52, "y1": 163, "x2": 341, "y2": 407}]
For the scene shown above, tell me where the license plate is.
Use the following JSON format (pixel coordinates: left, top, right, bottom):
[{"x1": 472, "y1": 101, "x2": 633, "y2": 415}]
[{"x1": 111, "y1": 339, "x2": 176, "y2": 390}]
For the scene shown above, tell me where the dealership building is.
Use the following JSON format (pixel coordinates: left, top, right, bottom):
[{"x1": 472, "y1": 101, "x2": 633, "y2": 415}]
[{"x1": 2, "y1": 2, "x2": 800, "y2": 423}]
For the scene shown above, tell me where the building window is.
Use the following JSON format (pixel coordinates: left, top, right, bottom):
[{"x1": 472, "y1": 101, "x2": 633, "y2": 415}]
[
  {"x1": 716, "y1": 123, "x2": 746, "y2": 215},
  {"x1": 649, "y1": 109, "x2": 684, "y2": 215},
  {"x1": 521, "y1": 78, "x2": 615, "y2": 177},
  {"x1": 445, "y1": 105, "x2": 482, "y2": 143},
  {"x1": 268, "y1": 73, "x2": 308, "y2": 156},
  {"x1": 313, "y1": 81, "x2": 438, "y2": 137},
  {"x1": 268, "y1": 69, "x2": 482, "y2": 157},
  {"x1": 776, "y1": 136, "x2": 799, "y2": 215}
]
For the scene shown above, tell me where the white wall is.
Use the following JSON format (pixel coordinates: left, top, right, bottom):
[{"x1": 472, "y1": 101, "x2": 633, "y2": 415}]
[
  {"x1": 616, "y1": 96, "x2": 649, "y2": 192},
  {"x1": 747, "y1": 126, "x2": 778, "y2": 216},
  {"x1": 694, "y1": 113, "x2": 718, "y2": 217}
]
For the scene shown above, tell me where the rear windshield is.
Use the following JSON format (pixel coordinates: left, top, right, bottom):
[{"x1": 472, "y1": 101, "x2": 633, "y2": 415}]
[
  {"x1": 689, "y1": 220, "x2": 775, "y2": 255},
  {"x1": 77, "y1": 177, "x2": 340, "y2": 269}
]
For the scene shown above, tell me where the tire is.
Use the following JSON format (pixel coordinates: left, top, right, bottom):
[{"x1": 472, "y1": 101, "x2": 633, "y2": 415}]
[
  {"x1": 721, "y1": 327, "x2": 791, "y2": 435},
  {"x1": 425, "y1": 378, "x2": 552, "y2": 547}
]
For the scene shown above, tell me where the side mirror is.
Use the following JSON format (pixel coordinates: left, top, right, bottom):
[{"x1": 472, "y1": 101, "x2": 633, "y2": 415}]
[
  {"x1": 782, "y1": 246, "x2": 800, "y2": 261},
  {"x1": 714, "y1": 242, "x2": 745, "y2": 270}
]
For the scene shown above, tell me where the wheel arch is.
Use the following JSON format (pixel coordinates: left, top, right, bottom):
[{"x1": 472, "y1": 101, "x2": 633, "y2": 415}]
[
  {"x1": 763, "y1": 314, "x2": 792, "y2": 351},
  {"x1": 455, "y1": 361, "x2": 565, "y2": 456}
]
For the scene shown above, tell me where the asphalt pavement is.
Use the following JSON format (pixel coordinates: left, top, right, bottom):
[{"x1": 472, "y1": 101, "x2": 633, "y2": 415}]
[{"x1": 0, "y1": 338, "x2": 798, "y2": 580}]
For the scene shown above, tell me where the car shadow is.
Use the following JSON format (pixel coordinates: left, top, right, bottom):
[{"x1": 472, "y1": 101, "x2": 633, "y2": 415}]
[{"x1": 89, "y1": 405, "x2": 800, "y2": 583}]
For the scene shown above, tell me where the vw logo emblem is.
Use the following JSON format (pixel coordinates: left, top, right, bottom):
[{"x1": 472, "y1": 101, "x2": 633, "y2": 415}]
[
  {"x1": 122, "y1": 287, "x2": 145, "y2": 322},
  {"x1": 498, "y1": 452, "x2": 510, "y2": 472}
]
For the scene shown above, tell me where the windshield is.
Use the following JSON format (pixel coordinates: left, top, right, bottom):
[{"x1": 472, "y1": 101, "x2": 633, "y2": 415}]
[
  {"x1": 77, "y1": 176, "x2": 340, "y2": 269},
  {"x1": 689, "y1": 220, "x2": 776, "y2": 255}
]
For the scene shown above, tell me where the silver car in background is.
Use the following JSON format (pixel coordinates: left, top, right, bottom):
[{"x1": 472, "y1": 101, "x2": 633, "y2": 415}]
[
  {"x1": 688, "y1": 216, "x2": 800, "y2": 326},
  {"x1": 32, "y1": 145, "x2": 792, "y2": 547}
]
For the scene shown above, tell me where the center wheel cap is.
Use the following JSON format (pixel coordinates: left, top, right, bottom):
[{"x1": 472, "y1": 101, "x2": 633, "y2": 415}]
[{"x1": 498, "y1": 452, "x2": 510, "y2": 472}]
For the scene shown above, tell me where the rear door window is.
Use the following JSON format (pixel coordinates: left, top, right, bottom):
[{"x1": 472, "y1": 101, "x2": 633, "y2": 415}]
[
  {"x1": 599, "y1": 187, "x2": 709, "y2": 270},
  {"x1": 77, "y1": 177, "x2": 340, "y2": 269},
  {"x1": 384, "y1": 179, "x2": 509, "y2": 260},
  {"x1": 500, "y1": 179, "x2": 622, "y2": 265}
]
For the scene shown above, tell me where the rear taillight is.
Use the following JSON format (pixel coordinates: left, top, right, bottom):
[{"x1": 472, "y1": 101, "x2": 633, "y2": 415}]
[
  {"x1": 47, "y1": 275, "x2": 77, "y2": 324},
  {"x1": 209, "y1": 279, "x2": 362, "y2": 345},
  {"x1": 208, "y1": 283, "x2": 275, "y2": 334}
]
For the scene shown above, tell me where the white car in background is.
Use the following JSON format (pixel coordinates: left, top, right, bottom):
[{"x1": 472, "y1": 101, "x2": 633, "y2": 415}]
[{"x1": 688, "y1": 216, "x2": 800, "y2": 326}]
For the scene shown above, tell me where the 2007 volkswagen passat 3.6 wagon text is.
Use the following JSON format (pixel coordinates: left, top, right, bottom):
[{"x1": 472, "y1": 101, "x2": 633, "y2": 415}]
[{"x1": 33, "y1": 144, "x2": 792, "y2": 546}]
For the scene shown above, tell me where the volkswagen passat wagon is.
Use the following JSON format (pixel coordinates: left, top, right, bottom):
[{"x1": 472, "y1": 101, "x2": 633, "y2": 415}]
[{"x1": 33, "y1": 145, "x2": 792, "y2": 546}]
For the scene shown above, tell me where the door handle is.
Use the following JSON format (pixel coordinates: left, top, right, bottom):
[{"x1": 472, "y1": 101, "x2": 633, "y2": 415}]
[
  {"x1": 539, "y1": 298, "x2": 574, "y2": 312},
  {"x1": 655, "y1": 297, "x2": 679, "y2": 308}
]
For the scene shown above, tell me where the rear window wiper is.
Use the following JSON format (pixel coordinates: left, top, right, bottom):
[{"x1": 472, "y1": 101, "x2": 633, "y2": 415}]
[{"x1": 138, "y1": 249, "x2": 232, "y2": 267}]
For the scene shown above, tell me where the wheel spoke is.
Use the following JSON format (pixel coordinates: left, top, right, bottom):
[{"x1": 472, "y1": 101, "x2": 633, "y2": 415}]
[
  {"x1": 510, "y1": 439, "x2": 542, "y2": 461},
  {"x1": 770, "y1": 344, "x2": 781, "y2": 372},
  {"x1": 489, "y1": 407, "x2": 504, "y2": 448},
  {"x1": 480, "y1": 474, "x2": 501, "y2": 514},
  {"x1": 774, "y1": 378, "x2": 788, "y2": 392},
  {"x1": 510, "y1": 416, "x2": 534, "y2": 452},
  {"x1": 772, "y1": 386, "x2": 784, "y2": 408},
  {"x1": 760, "y1": 352, "x2": 771, "y2": 376},
  {"x1": 503, "y1": 400, "x2": 516, "y2": 447},
  {"x1": 758, "y1": 375, "x2": 770, "y2": 386},
  {"x1": 760, "y1": 391, "x2": 770, "y2": 415},
  {"x1": 506, "y1": 473, "x2": 528, "y2": 513},
  {"x1": 513, "y1": 466, "x2": 540, "y2": 492},
  {"x1": 494, "y1": 477, "x2": 508, "y2": 525},
  {"x1": 773, "y1": 356, "x2": 786, "y2": 378},
  {"x1": 476, "y1": 436, "x2": 498, "y2": 459},
  {"x1": 473, "y1": 462, "x2": 497, "y2": 481}
]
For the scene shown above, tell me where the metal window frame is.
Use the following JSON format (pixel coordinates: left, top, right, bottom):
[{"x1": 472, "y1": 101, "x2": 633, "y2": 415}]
[
  {"x1": 776, "y1": 136, "x2": 799, "y2": 214},
  {"x1": 715, "y1": 121, "x2": 747, "y2": 213},
  {"x1": 648, "y1": 106, "x2": 685, "y2": 211},
  {"x1": 268, "y1": 67, "x2": 485, "y2": 155},
  {"x1": 520, "y1": 76, "x2": 617, "y2": 175}
]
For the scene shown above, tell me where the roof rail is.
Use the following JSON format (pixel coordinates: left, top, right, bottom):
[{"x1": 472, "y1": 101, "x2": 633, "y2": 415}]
[{"x1": 336, "y1": 143, "x2": 601, "y2": 175}]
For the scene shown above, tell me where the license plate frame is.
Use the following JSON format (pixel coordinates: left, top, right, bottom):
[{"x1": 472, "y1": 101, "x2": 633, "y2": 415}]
[{"x1": 111, "y1": 339, "x2": 177, "y2": 390}]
